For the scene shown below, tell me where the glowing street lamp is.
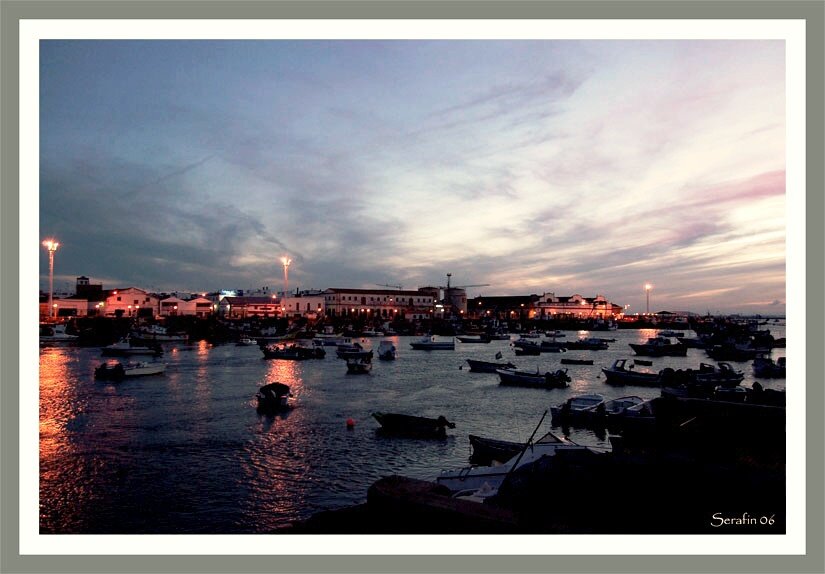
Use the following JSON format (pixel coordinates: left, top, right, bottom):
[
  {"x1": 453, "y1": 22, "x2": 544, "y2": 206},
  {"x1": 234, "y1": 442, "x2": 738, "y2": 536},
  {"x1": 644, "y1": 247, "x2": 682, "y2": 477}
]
[
  {"x1": 42, "y1": 239, "x2": 59, "y2": 320},
  {"x1": 280, "y1": 256, "x2": 292, "y2": 297},
  {"x1": 645, "y1": 284, "x2": 653, "y2": 314}
]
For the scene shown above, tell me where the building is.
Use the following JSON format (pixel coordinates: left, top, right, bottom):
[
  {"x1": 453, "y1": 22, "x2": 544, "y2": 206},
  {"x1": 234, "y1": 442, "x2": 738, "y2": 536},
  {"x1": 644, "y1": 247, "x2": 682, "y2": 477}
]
[
  {"x1": 322, "y1": 288, "x2": 436, "y2": 320},
  {"x1": 218, "y1": 296, "x2": 281, "y2": 319},
  {"x1": 103, "y1": 287, "x2": 159, "y2": 318},
  {"x1": 281, "y1": 291, "x2": 326, "y2": 320},
  {"x1": 535, "y1": 293, "x2": 623, "y2": 319},
  {"x1": 41, "y1": 276, "x2": 109, "y2": 319},
  {"x1": 467, "y1": 295, "x2": 541, "y2": 321}
]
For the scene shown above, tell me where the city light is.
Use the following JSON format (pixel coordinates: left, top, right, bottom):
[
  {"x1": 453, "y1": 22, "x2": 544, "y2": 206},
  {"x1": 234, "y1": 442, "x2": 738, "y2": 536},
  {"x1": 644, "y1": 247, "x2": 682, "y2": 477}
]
[
  {"x1": 645, "y1": 283, "x2": 653, "y2": 314},
  {"x1": 42, "y1": 239, "x2": 59, "y2": 320},
  {"x1": 280, "y1": 256, "x2": 292, "y2": 296}
]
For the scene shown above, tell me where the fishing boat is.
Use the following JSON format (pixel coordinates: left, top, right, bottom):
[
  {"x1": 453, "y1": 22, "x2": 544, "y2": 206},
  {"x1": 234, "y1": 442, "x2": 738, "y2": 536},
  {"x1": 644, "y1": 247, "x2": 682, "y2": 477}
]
[
  {"x1": 601, "y1": 359, "x2": 662, "y2": 386},
  {"x1": 101, "y1": 337, "x2": 163, "y2": 357},
  {"x1": 371, "y1": 412, "x2": 455, "y2": 438},
  {"x1": 465, "y1": 358, "x2": 516, "y2": 373},
  {"x1": 628, "y1": 337, "x2": 687, "y2": 357},
  {"x1": 563, "y1": 337, "x2": 609, "y2": 350},
  {"x1": 336, "y1": 342, "x2": 373, "y2": 360},
  {"x1": 752, "y1": 356, "x2": 786, "y2": 378},
  {"x1": 409, "y1": 336, "x2": 455, "y2": 350},
  {"x1": 261, "y1": 343, "x2": 321, "y2": 360},
  {"x1": 550, "y1": 393, "x2": 605, "y2": 423},
  {"x1": 495, "y1": 368, "x2": 570, "y2": 389},
  {"x1": 39, "y1": 323, "x2": 79, "y2": 345},
  {"x1": 468, "y1": 435, "x2": 525, "y2": 465},
  {"x1": 377, "y1": 340, "x2": 397, "y2": 360},
  {"x1": 514, "y1": 346, "x2": 541, "y2": 356},
  {"x1": 659, "y1": 330, "x2": 685, "y2": 338},
  {"x1": 133, "y1": 324, "x2": 188, "y2": 342},
  {"x1": 560, "y1": 358, "x2": 593, "y2": 365},
  {"x1": 437, "y1": 430, "x2": 588, "y2": 493},
  {"x1": 456, "y1": 334, "x2": 492, "y2": 343},
  {"x1": 255, "y1": 382, "x2": 294, "y2": 413},
  {"x1": 588, "y1": 395, "x2": 645, "y2": 425},
  {"x1": 236, "y1": 337, "x2": 258, "y2": 346},
  {"x1": 539, "y1": 340, "x2": 567, "y2": 352},
  {"x1": 346, "y1": 356, "x2": 373, "y2": 374},
  {"x1": 95, "y1": 361, "x2": 166, "y2": 380}
]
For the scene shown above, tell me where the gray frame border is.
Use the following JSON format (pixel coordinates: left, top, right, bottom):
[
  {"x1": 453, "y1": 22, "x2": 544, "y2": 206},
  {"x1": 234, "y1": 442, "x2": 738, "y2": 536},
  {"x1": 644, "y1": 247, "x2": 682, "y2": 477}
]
[{"x1": 1, "y1": 2, "x2": 822, "y2": 573}]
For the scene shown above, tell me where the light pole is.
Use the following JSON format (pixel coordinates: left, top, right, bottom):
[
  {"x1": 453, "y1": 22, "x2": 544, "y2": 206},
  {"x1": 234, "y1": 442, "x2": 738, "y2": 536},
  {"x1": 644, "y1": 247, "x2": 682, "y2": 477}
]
[
  {"x1": 280, "y1": 256, "x2": 292, "y2": 297},
  {"x1": 42, "y1": 239, "x2": 59, "y2": 321},
  {"x1": 645, "y1": 283, "x2": 652, "y2": 315}
]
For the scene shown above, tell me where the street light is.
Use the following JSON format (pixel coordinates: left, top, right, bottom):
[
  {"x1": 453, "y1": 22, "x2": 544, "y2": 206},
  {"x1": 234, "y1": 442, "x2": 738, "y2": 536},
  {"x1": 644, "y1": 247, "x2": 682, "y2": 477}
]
[
  {"x1": 645, "y1": 284, "x2": 652, "y2": 314},
  {"x1": 280, "y1": 256, "x2": 292, "y2": 297},
  {"x1": 42, "y1": 239, "x2": 59, "y2": 320}
]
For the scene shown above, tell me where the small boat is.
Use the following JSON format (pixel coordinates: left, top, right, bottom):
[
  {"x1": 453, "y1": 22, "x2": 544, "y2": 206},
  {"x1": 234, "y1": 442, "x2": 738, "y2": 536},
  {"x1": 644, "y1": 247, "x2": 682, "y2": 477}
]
[
  {"x1": 134, "y1": 324, "x2": 188, "y2": 342},
  {"x1": 346, "y1": 356, "x2": 372, "y2": 374},
  {"x1": 659, "y1": 330, "x2": 685, "y2": 338},
  {"x1": 628, "y1": 337, "x2": 687, "y2": 357},
  {"x1": 361, "y1": 330, "x2": 384, "y2": 337},
  {"x1": 101, "y1": 337, "x2": 163, "y2": 357},
  {"x1": 550, "y1": 393, "x2": 605, "y2": 423},
  {"x1": 545, "y1": 330, "x2": 566, "y2": 338},
  {"x1": 634, "y1": 359, "x2": 654, "y2": 366},
  {"x1": 468, "y1": 435, "x2": 525, "y2": 465},
  {"x1": 487, "y1": 332, "x2": 512, "y2": 341},
  {"x1": 437, "y1": 430, "x2": 588, "y2": 493},
  {"x1": 236, "y1": 337, "x2": 258, "y2": 346},
  {"x1": 336, "y1": 342, "x2": 373, "y2": 360},
  {"x1": 255, "y1": 382, "x2": 294, "y2": 413},
  {"x1": 539, "y1": 340, "x2": 567, "y2": 352},
  {"x1": 39, "y1": 323, "x2": 79, "y2": 344},
  {"x1": 563, "y1": 337, "x2": 609, "y2": 350},
  {"x1": 371, "y1": 412, "x2": 455, "y2": 438},
  {"x1": 514, "y1": 346, "x2": 541, "y2": 356},
  {"x1": 560, "y1": 358, "x2": 593, "y2": 365},
  {"x1": 456, "y1": 334, "x2": 492, "y2": 343},
  {"x1": 752, "y1": 356, "x2": 786, "y2": 378},
  {"x1": 601, "y1": 359, "x2": 662, "y2": 386},
  {"x1": 377, "y1": 340, "x2": 397, "y2": 360},
  {"x1": 518, "y1": 331, "x2": 543, "y2": 339},
  {"x1": 465, "y1": 358, "x2": 517, "y2": 373},
  {"x1": 262, "y1": 343, "x2": 322, "y2": 360},
  {"x1": 95, "y1": 361, "x2": 166, "y2": 380},
  {"x1": 495, "y1": 368, "x2": 570, "y2": 389},
  {"x1": 409, "y1": 336, "x2": 455, "y2": 350},
  {"x1": 589, "y1": 395, "x2": 644, "y2": 425}
]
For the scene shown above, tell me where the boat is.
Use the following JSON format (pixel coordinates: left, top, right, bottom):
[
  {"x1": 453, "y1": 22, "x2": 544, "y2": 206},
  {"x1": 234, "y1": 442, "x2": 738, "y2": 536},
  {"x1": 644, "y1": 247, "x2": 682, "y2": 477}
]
[
  {"x1": 336, "y1": 342, "x2": 373, "y2": 360},
  {"x1": 134, "y1": 324, "x2": 188, "y2": 342},
  {"x1": 101, "y1": 337, "x2": 163, "y2": 357},
  {"x1": 377, "y1": 340, "x2": 397, "y2": 360},
  {"x1": 95, "y1": 361, "x2": 166, "y2": 380},
  {"x1": 261, "y1": 343, "x2": 322, "y2": 360},
  {"x1": 456, "y1": 334, "x2": 491, "y2": 344},
  {"x1": 468, "y1": 435, "x2": 525, "y2": 465},
  {"x1": 634, "y1": 359, "x2": 653, "y2": 366},
  {"x1": 465, "y1": 358, "x2": 517, "y2": 373},
  {"x1": 550, "y1": 393, "x2": 605, "y2": 423},
  {"x1": 346, "y1": 356, "x2": 373, "y2": 374},
  {"x1": 514, "y1": 346, "x2": 541, "y2": 356},
  {"x1": 563, "y1": 337, "x2": 609, "y2": 350},
  {"x1": 487, "y1": 332, "x2": 512, "y2": 341},
  {"x1": 409, "y1": 336, "x2": 455, "y2": 350},
  {"x1": 559, "y1": 358, "x2": 593, "y2": 365},
  {"x1": 361, "y1": 330, "x2": 384, "y2": 337},
  {"x1": 601, "y1": 359, "x2": 662, "y2": 386},
  {"x1": 518, "y1": 331, "x2": 542, "y2": 339},
  {"x1": 314, "y1": 333, "x2": 353, "y2": 346},
  {"x1": 588, "y1": 395, "x2": 644, "y2": 425},
  {"x1": 692, "y1": 362, "x2": 745, "y2": 386},
  {"x1": 545, "y1": 330, "x2": 566, "y2": 338},
  {"x1": 39, "y1": 323, "x2": 79, "y2": 344},
  {"x1": 437, "y1": 430, "x2": 589, "y2": 493},
  {"x1": 659, "y1": 330, "x2": 685, "y2": 338},
  {"x1": 255, "y1": 382, "x2": 294, "y2": 413},
  {"x1": 236, "y1": 337, "x2": 258, "y2": 346},
  {"x1": 495, "y1": 368, "x2": 570, "y2": 389},
  {"x1": 628, "y1": 337, "x2": 687, "y2": 357},
  {"x1": 539, "y1": 340, "x2": 567, "y2": 352},
  {"x1": 371, "y1": 412, "x2": 455, "y2": 438},
  {"x1": 752, "y1": 356, "x2": 786, "y2": 378}
]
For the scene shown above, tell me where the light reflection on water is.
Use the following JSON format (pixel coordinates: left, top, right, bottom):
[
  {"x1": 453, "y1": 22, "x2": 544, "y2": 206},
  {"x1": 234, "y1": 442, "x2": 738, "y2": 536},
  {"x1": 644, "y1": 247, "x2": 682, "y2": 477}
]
[{"x1": 39, "y1": 328, "x2": 785, "y2": 533}]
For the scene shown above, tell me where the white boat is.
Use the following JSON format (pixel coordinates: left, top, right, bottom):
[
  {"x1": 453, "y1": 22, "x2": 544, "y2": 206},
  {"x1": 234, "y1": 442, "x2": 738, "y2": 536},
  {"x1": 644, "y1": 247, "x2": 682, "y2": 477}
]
[
  {"x1": 436, "y1": 431, "x2": 590, "y2": 493},
  {"x1": 409, "y1": 336, "x2": 455, "y2": 350},
  {"x1": 236, "y1": 337, "x2": 258, "y2": 346},
  {"x1": 95, "y1": 361, "x2": 166, "y2": 379},
  {"x1": 377, "y1": 340, "x2": 397, "y2": 360},
  {"x1": 134, "y1": 324, "x2": 188, "y2": 341},
  {"x1": 101, "y1": 337, "x2": 163, "y2": 356},
  {"x1": 550, "y1": 393, "x2": 605, "y2": 421},
  {"x1": 39, "y1": 323, "x2": 79, "y2": 344}
]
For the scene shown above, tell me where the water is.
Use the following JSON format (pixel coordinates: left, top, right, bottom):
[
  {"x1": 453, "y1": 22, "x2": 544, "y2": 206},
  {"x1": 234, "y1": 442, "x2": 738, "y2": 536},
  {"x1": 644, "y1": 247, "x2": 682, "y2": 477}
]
[{"x1": 39, "y1": 327, "x2": 786, "y2": 533}]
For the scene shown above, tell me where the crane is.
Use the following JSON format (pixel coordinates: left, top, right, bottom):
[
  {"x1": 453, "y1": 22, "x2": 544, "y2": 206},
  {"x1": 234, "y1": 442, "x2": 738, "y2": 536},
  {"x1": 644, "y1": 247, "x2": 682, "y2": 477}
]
[
  {"x1": 374, "y1": 283, "x2": 403, "y2": 290},
  {"x1": 440, "y1": 273, "x2": 490, "y2": 291}
]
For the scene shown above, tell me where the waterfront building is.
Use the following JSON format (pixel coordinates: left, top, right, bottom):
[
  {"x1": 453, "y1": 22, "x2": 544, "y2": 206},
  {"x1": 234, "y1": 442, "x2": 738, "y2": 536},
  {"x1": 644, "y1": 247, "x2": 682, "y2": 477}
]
[
  {"x1": 103, "y1": 287, "x2": 159, "y2": 318},
  {"x1": 535, "y1": 293, "x2": 622, "y2": 319},
  {"x1": 322, "y1": 288, "x2": 436, "y2": 320},
  {"x1": 281, "y1": 291, "x2": 325, "y2": 320},
  {"x1": 218, "y1": 296, "x2": 281, "y2": 319},
  {"x1": 467, "y1": 295, "x2": 540, "y2": 321}
]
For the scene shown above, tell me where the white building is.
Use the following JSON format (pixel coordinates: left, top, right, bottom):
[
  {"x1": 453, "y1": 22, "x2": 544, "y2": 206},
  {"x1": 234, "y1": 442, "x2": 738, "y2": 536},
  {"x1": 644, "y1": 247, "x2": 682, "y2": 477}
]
[
  {"x1": 322, "y1": 288, "x2": 436, "y2": 320},
  {"x1": 103, "y1": 287, "x2": 159, "y2": 318}
]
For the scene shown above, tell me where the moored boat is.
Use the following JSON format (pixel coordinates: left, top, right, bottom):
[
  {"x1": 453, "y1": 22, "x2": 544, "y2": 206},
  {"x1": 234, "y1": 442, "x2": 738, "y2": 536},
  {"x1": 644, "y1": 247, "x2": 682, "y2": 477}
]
[
  {"x1": 40, "y1": 323, "x2": 79, "y2": 344},
  {"x1": 371, "y1": 412, "x2": 455, "y2": 438},
  {"x1": 629, "y1": 337, "x2": 687, "y2": 357},
  {"x1": 377, "y1": 340, "x2": 397, "y2": 360},
  {"x1": 601, "y1": 359, "x2": 661, "y2": 386},
  {"x1": 134, "y1": 324, "x2": 188, "y2": 342},
  {"x1": 560, "y1": 358, "x2": 593, "y2": 365},
  {"x1": 410, "y1": 336, "x2": 455, "y2": 350},
  {"x1": 550, "y1": 393, "x2": 605, "y2": 424},
  {"x1": 95, "y1": 361, "x2": 166, "y2": 380},
  {"x1": 456, "y1": 334, "x2": 492, "y2": 343},
  {"x1": 752, "y1": 356, "x2": 786, "y2": 378},
  {"x1": 262, "y1": 343, "x2": 323, "y2": 360},
  {"x1": 101, "y1": 337, "x2": 163, "y2": 357},
  {"x1": 468, "y1": 435, "x2": 524, "y2": 465},
  {"x1": 496, "y1": 368, "x2": 570, "y2": 389},
  {"x1": 563, "y1": 337, "x2": 609, "y2": 350},
  {"x1": 346, "y1": 356, "x2": 373, "y2": 374},
  {"x1": 255, "y1": 382, "x2": 294, "y2": 413},
  {"x1": 466, "y1": 358, "x2": 517, "y2": 373}
]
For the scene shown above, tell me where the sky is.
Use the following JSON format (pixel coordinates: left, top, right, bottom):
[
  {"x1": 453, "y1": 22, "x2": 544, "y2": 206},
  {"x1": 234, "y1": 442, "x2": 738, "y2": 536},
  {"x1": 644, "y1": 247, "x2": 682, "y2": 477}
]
[{"x1": 39, "y1": 39, "x2": 787, "y2": 315}]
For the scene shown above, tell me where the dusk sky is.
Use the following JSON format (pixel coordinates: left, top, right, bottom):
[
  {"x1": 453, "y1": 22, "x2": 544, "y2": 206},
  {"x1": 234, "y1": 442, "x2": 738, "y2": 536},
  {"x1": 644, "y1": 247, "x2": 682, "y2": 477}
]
[{"x1": 39, "y1": 39, "x2": 786, "y2": 314}]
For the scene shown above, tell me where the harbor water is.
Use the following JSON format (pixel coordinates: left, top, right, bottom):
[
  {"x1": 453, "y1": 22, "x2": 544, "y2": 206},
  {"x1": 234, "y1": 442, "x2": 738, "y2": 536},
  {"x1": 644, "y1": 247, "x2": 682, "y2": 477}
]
[{"x1": 39, "y1": 327, "x2": 786, "y2": 533}]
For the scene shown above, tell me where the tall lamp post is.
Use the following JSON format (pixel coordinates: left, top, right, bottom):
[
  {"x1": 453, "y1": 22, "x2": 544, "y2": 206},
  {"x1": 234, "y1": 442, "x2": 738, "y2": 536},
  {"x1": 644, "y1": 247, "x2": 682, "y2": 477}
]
[
  {"x1": 280, "y1": 256, "x2": 292, "y2": 297},
  {"x1": 42, "y1": 239, "x2": 59, "y2": 321},
  {"x1": 645, "y1": 283, "x2": 652, "y2": 315}
]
